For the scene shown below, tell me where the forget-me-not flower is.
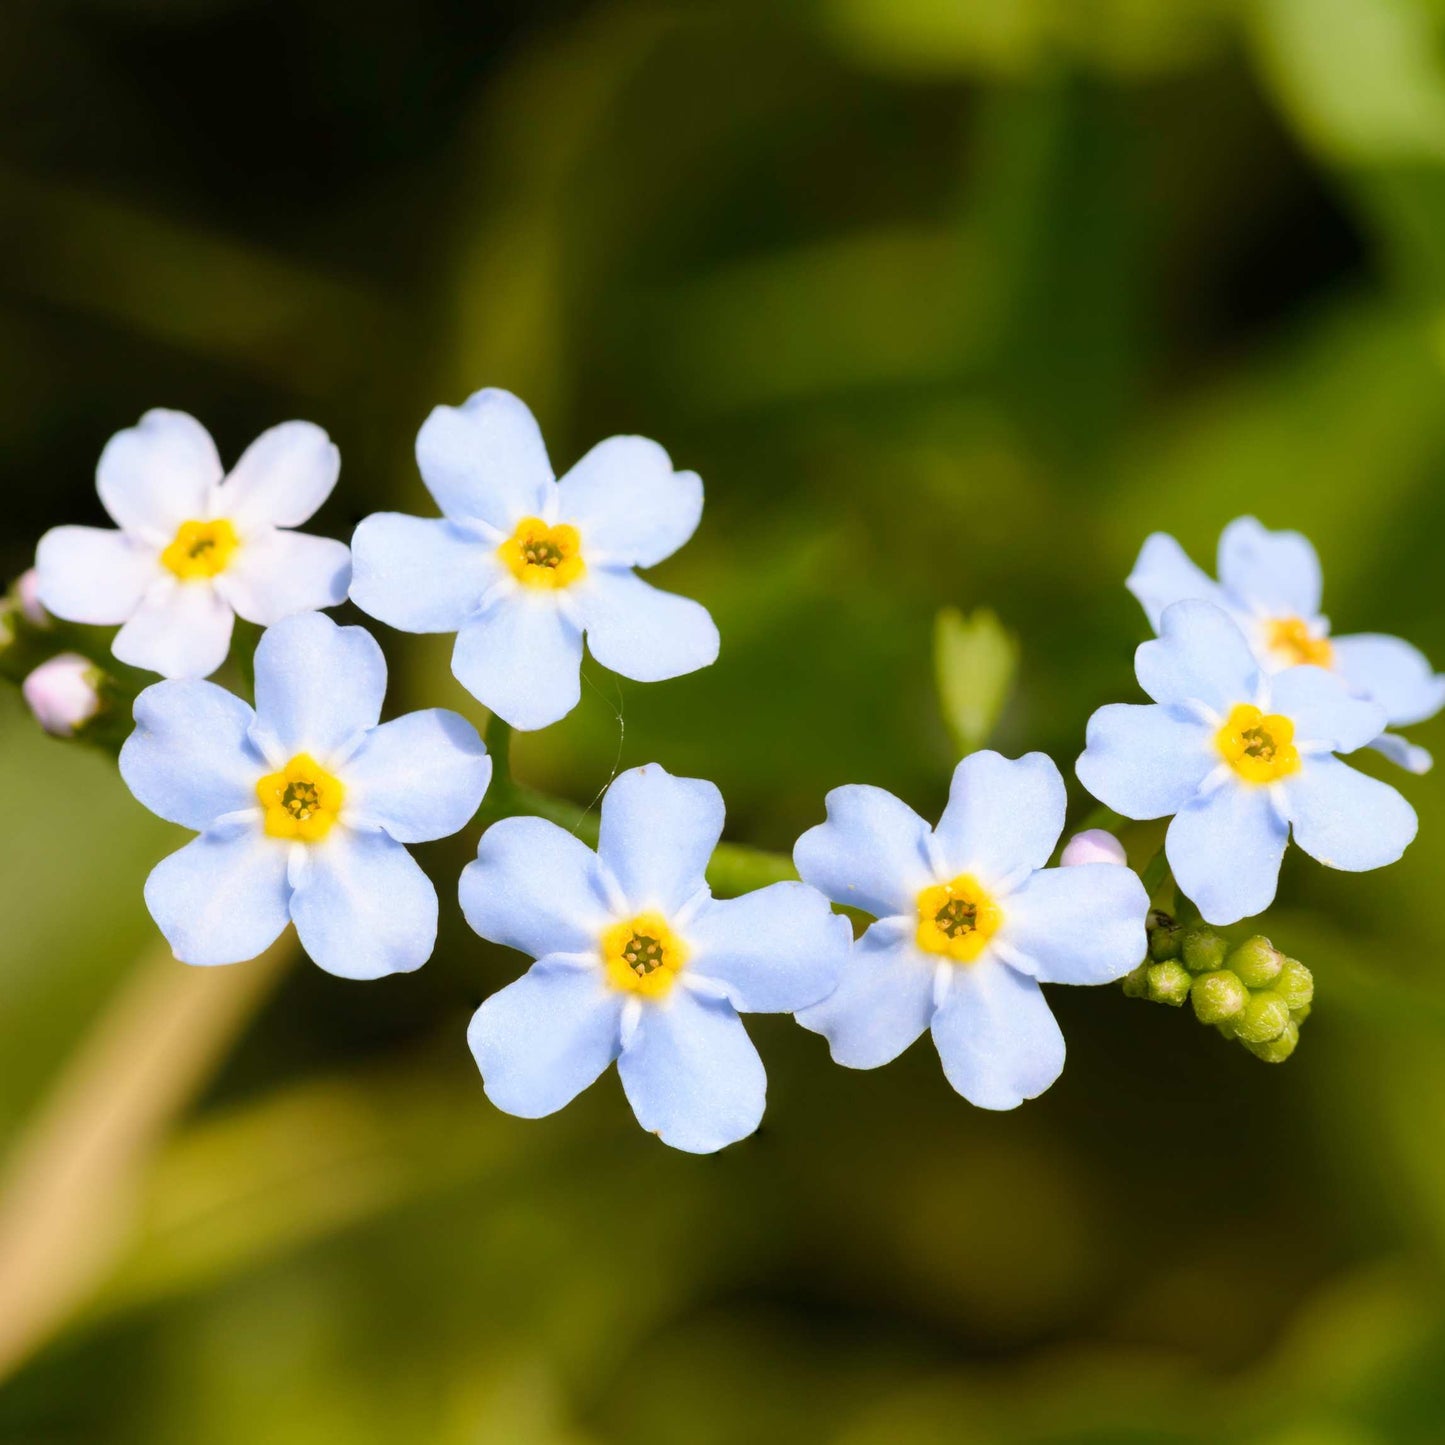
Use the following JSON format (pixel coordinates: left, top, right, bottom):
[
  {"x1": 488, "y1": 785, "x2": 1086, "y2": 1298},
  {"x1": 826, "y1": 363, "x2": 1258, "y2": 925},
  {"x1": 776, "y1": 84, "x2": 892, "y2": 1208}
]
[
  {"x1": 120, "y1": 611, "x2": 491, "y2": 978},
  {"x1": 350, "y1": 388, "x2": 719, "y2": 731},
  {"x1": 460, "y1": 764, "x2": 850, "y2": 1153},
  {"x1": 1128, "y1": 516, "x2": 1443, "y2": 773},
  {"x1": 36, "y1": 410, "x2": 351, "y2": 680},
  {"x1": 1077, "y1": 599, "x2": 1417, "y2": 926},
  {"x1": 793, "y1": 751, "x2": 1149, "y2": 1110}
]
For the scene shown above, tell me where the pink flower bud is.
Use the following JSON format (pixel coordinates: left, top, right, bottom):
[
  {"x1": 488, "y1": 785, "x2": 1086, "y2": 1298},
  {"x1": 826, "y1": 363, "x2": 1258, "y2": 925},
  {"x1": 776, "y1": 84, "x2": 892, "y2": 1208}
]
[
  {"x1": 16, "y1": 568, "x2": 52, "y2": 628},
  {"x1": 23, "y1": 653, "x2": 102, "y2": 737},
  {"x1": 1061, "y1": 828, "x2": 1126, "y2": 868}
]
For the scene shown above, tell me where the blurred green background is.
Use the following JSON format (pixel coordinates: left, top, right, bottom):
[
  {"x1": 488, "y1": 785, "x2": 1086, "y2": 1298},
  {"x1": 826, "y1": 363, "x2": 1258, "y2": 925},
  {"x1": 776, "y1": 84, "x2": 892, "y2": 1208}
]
[{"x1": 5, "y1": 1, "x2": 1445, "y2": 1441}]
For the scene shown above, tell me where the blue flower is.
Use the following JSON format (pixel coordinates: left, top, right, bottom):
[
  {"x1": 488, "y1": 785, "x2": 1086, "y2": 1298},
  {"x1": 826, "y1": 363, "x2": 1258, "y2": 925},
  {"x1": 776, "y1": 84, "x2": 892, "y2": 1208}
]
[
  {"x1": 1077, "y1": 600, "x2": 1417, "y2": 926},
  {"x1": 349, "y1": 388, "x2": 719, "y2": 731},
  {"x1": 1128, "y1": 516, "x2": 1444, "y2": 772},
  {"x1": 119, "y1": 612, "x2": 491, "y2": 978},
  {"x1": 460, "y1": 764, "x2": 850, "y2": 1153},
  {"x1": 36, "y1": 410, "x2": 351, "y2": 680},
  {"x1": 793, "y1": 751, "x2": 1149, "y2": 1110}
]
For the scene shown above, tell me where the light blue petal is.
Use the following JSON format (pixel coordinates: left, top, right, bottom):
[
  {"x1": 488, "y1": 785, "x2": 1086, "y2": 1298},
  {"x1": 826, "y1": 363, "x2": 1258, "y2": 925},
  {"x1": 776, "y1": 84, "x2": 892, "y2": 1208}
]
[
  {"x1": 1075, "y1": 703, "x2": 1215, "y2": 819},
  {"x1": 414, "y1": 388, "x2": 553, "y2": 528},
  {"x1": 215, "y1": 529, "x2": 351, "y2": 627},
  {"x1": 144, "y1": 827, "x2": 292, "y2": 966},
  {"x1": 344, "y1": 709, "x2": 491, "y2": 843},
  {"x1": 451, "y1": 594, "x2": 583, "y2": 731},
  {"x1": 1126, "y1": 532, "x2": 1223, "y2": 630},
  {"x1": 793, "y1": 785, "x2": 933, "y2": 919},
  {"x1": 617, "y1": 989, "x2": 765, "y2": 1153},
  {"x1": 214, "y1": 420, "x2": 339, "y2": 530},
  {"x1": 1280, "y1": 755, "x2": 1417, "y2": 872},
  {"x1": 573, "y1": 568, "x2": 719, "y2": 683},
  {"x1": 96, "y1": 409, "x2": 222, "y2": 541},
  {"x1": 598, "y1": 764, "x2": 723, "y2": 914},
  {"x1": 555, "y1": 436, "x2": 703, "y2": 568},
  {"x1": 686, "y1": 882, "x2": 851, "y2": 1013},
  {"x1": 290, "y1": 829, "x2": 437, "y2": 979},
  {"x1": 349, "y1": 513, "x2": 500, "y2": 634},
  {"x1": 930, "y1": 961, "x2": 1065, "y2": 1110},
  {"x1": 1217, "y1": 516, "x2": 1323, "y2": 617},
  {"x1": 121, "y1": 680, "x2": 266, "y2": 831},
  {"x1": 460, "y1": 815, "x2": 612, "y2": 959},
  {"x1": 1269, "y1": 665, "x2": 1386, "y2": 753},
  {"x1": 931, "y1": 750, "x2": 1065, "y2": 885},
  {"x1": 113, "y1": 578, "x2": 234, "y2": 680},
  {"x1": 36, "y1": 525, "x2": 157, "y2": 625},
  {"x1": 467, "y1": 957, "x2": 623, "y2": 1118},
  {"x1": 794, "y1": 917, "x2": 935, "y2": 1068},
  {"x1": 1166, "y1": 782, "x2": 1288, "y2": 926},
  {"x1": 1000, "y1": 863, "x2": 1148, "y2": 985},
  {"x1": 1368, "y1": 732, "x2": 1433, "y2": 775},
  {"x1": 1331, "y1": 633, "x2": 1445, "y2": 728},
  {"x1": 1136, "y1": 600, "x2": 1261, "y2": 713},
  {"x1": 252, "y1": 612, "x2": 386, "y2": 760}
]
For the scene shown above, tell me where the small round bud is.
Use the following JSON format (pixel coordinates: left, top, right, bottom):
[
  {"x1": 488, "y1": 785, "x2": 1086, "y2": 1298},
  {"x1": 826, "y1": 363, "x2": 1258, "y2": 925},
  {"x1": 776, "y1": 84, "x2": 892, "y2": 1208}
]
[
  {"x1": 1274, "y1": 958, "x2": 1313, "y2": 1012},
  {"x1": 1234, "y1": 990, "x2": 1291, "y2": 1044},
  {"x1": 1145, "y1": 961, "x2": 1191, "y2": 1007},
  {"x1": 1290, "y1": 1002, "x2": 1311, "y2": 1024},
  {"x1": 1147, "y1": 910, "x2": 1182, "y2": 962},
  {"x1": 1182, "y1": 927, "x2": 1228, "y2": 974},
  {"x1": 1192, "y1": 969, "x2": 1248, "y2": 1026},
  {"x1": 16, "y1": 569, "x2": 51, "y2": 629},
  {"x1": 22, "y1": 653, "x2": 102, "y2": 737},
  {"x1": 1061, "y1": 829, "x2": 1127, "y2": 868},
  {"x1": 1246, "y1": 1021, "x2": 1299, "y2": 1063},
  {"x1": 1121, "y1": 962, "x2": 1151, "y2": 999},
  {"x1": 1228, "y1": 935, "x2": 1282, "y2": 989}
]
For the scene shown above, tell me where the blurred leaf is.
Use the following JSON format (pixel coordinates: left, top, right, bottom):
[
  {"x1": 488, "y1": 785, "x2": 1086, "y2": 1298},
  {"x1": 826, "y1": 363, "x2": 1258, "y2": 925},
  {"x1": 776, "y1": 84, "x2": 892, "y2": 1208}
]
[{"x1": 933, "y1": 605, "x2": 1019, "y2": 756}]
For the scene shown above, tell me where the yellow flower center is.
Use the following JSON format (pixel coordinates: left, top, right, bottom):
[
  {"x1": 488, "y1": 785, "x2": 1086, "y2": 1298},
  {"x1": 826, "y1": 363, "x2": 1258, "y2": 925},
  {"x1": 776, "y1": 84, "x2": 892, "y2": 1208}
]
[
  {"x1": 160, "y1": 518, "x2": 240, "y2": 580},
  {"x1": 497, "y1": 517, "x2": 585, "y2": 589},
  {"x1": 1215, "y1": 703, "x2": 1301, "y2": 784},
  {"x1": 1267, "y1": 617, "x2": 1333, "y2": 669},
  {"x1": 601, "y1": 912, "x2": 687, "y2": 998},
  {"x1": 915, "y1": 874, "x2": 1003, "y2": 963},
  {"x1": 257, "y1": 754, "x2": 346, "y2": 841}
]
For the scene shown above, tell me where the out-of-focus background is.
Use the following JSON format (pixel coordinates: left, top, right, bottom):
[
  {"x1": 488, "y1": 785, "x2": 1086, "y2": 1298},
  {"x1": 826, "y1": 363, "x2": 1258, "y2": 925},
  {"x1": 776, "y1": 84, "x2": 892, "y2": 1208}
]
[{"x1": 4, "y1": 1, "x2": 1445, "y2": 1440}]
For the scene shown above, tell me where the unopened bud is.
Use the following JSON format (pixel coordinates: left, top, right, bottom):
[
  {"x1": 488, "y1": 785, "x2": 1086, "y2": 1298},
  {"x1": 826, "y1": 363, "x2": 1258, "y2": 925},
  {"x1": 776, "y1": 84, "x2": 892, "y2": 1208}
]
[
  {"x1": 1234, "y1": 990, "x2": 1291, "y2": 1044},
  {"x1": 1246, "y1": 1020, "x2": 1299, "y2": 1063},
  {"x1": 1192, "y1": 970, "x2": 1248, "y2": 1026},
  {"x1": 22, "y1": 653, "x2": 102, "y2": 736},
  {"x1": 1147, "y1": 910, "x2": 1182, "y2": 962},
  {"x1": 1182, "y1": 926, "x2": 1228, "y2": 974},
  {"x1": 1274, "y1": 958, "x2": 1313, "y2": 1012},
  {"x1": 1146, "y1": 961, "x2": 1191, "y2": 1007},
  {"x1": 15, "y1": 569, "x2": 51, "y2": 629},
  {"x1": 1061, "y1": 829, "x2": 1127, "y2": 868},
  {"x1": 1121, "y1": 962, "x2": 1151, "y2": 999},
  {"x1": 1228, "y1": 935, "x2": 1282, "y2": 989}
]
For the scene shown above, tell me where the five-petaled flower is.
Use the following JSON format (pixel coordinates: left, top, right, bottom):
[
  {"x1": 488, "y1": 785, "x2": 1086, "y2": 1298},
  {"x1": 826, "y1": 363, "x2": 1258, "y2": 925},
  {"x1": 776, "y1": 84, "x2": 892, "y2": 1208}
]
[
  {"x1": 349, "y1": 388, "x2": 719, "y2": 731},
  {"x1": 1128, "y1": 516, "x2": 1443, "y2": 773},
  {"x1": 119, "y1": 611, "x2": 491, "y2": 978},
  {"x1": 793, "y1": 751, "x2": 1149, "y2": 1109},
  {"x1": 460, "y1": 764, "x2": 851, "y2": 1153},
  {"x1": 36, "y1": 410, "x2": 351, "y2": 680},
  {"x1": 1077, "y1": 600, "x2": 1417, "y2": 926}
]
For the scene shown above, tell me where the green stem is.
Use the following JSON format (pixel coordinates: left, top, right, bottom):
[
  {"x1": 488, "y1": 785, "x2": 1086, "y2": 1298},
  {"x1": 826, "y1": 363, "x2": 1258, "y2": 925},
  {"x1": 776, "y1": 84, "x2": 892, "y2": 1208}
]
[{"x1": 484, "y1": 713, "x2": 513, "y2": 792}]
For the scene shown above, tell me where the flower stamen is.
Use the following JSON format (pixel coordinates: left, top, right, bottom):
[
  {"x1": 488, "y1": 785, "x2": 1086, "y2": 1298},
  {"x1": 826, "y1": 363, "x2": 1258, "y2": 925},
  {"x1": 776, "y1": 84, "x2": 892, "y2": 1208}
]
[
  {"x1": 601, "y1": 912, "x2": 687, "y2": 998},
  {"x1": 1216, "y1": 703, "x2": 1301, "y2": 784},
  {"x1": 498, "y1": 517, "x2": 585, "y2": 590},
  {"x1": 257, "y1": 753, "x2": 346, "y2": 841},
  {"x1": 1267, "y1": 617, "x2": 1333, "y2": 669},
  {"x1": 161, "y1": 518, "x2": 240, "y2": 580},
  {"x1": 915, "y1": 874, "x2": 1002, "y2": 963}
]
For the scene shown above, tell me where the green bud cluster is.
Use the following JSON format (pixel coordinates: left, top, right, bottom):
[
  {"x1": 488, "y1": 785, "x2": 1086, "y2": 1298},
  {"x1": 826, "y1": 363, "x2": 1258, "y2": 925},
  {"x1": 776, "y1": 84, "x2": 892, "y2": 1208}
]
[{"x1": 1121, "y1": 912, "x2": 1314, "y2": 1063}]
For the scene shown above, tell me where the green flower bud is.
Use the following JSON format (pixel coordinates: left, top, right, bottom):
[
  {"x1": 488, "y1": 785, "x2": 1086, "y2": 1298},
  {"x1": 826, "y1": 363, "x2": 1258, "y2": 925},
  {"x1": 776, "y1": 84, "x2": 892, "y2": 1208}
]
[
  {"x1": 1182, "y1": 926, "x2": 1228, "y2": 974},
  {"x1": 1121, "y1": 962, "x2": 1151, "y2": 999},
  {"x1": 1274, "y1": 958, "x2": 1313, "y2": 1012},
  {"x1": 1147, "y1": 911, "x2": 1182, "y2": 962},
  {"x1": 1234, "y1": 990, "x2": 1291, "y2": 1044},
  {"x1": 1228, "y1": 935, "x2": 1282, "y2": 989},
  {"x1": 1290, "y1": 1002, "x2": 1311, "y2": 1024},
  {"x1": 1146, "y1": 961, "x2": 1191, "y2": 1007},
  {"x1": 1246, "y1": 1020, "x2": 1299, "y2": 1063},
  {"x1": 1191, "y1": 970, "x2": 1248, "y2": 1026}
]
